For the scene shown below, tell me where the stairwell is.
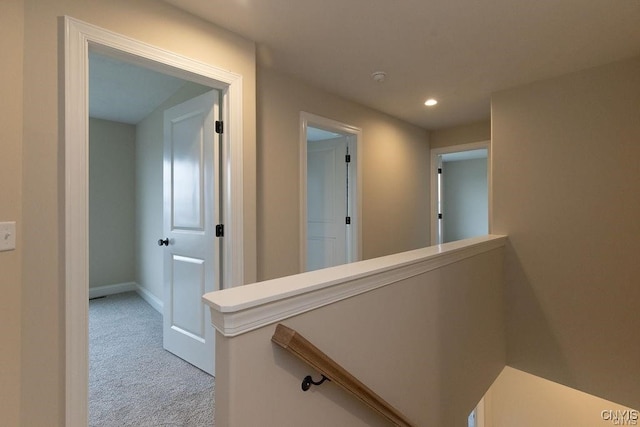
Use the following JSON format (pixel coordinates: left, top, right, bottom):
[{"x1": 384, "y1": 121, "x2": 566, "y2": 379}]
[{"x1": 205, "y1": 235, "x2": 506, "y2": 426}]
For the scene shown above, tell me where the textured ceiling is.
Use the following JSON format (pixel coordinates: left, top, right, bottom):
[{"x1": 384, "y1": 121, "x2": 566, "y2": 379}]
[{"x1": 164, "y1": 0, "x2": 640, "y2": 130}]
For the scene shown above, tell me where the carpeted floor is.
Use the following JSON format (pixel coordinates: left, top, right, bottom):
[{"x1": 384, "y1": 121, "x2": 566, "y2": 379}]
[{"x1": 89, "y1": 292, "x2": 215, "y2": 426}]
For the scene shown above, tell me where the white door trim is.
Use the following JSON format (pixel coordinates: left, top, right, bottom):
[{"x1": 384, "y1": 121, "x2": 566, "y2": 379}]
[
  {"x1": 63, "y1": 16, "x2": 244, "y2": 427},
  {"x1": 429, "y1": 140, "x2": 491, "y2": 246},
  {"x1": 299, "y1": 112, "x2": 362, "y2": 272}
]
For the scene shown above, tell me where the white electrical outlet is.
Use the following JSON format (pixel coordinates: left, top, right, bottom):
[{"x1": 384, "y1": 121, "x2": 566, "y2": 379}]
[{"x1": 0, "y1": 222, "x2": 16, "y2": 252}]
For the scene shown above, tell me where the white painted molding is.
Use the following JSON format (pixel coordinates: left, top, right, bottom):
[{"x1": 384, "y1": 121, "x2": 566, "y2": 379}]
[
  {"x1": 221, "y1": 82, "x2": 245, "y2": 288},
  {"x1": 88, "y1": 282, "x2": 137, "y2": 299},
  {"x1": 87, "y1": 283, "x2": 163, "y2": 315},
  {"x1": 87, "y1": 282, "x2": 163, "y2": 313},
  {"x1": 64, "y1": 16, "x2": 91, "y2": 427},
  {"x1": 64, "y1": 16, "x2": 245, "y2": 427},
  {"x1": 204, "y1": 235, "x2": 506, "y2": 337},
  {"x1": 136, "y1": 285, "x2": 163, "y2": 314}
]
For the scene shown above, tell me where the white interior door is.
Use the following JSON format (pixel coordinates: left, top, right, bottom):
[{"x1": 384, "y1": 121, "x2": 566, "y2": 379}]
[
  {"x1": 162, "y1": 90, "x2": 219, "y2": 375},
  {"x1": 306, "y1": 138, "x2": 348, "y2": 271}
]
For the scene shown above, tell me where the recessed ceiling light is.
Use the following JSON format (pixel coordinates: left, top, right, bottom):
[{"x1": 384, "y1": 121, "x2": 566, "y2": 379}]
[{"x1": 424, "y1": 98, "x2": 438, "y2": 106}]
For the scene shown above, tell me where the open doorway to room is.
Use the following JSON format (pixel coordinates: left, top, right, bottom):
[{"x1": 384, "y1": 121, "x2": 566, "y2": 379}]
[
  {"x1": 300, "y1": 113, "x2": 362, "y2": 272},
  {"x1": 468, "y1": 397, "x2": 486, "y2": 427},
  {"x1": 88, "y1": 50, "x2": 217, "y2": 425},
  {"x1": 430, "y1": 141, "x2": 490, "y2": 245},
  {"x1": 64, "y1": 17, "x2": 245, "y2": 427}
]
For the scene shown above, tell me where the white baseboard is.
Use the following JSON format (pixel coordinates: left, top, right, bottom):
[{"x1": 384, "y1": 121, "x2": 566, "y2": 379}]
[
  {"x1": 88, "y1": 281, "x2": 163, "y2": 314},
  {"x1": 136, "y1": 285, "x2": 163, "y2": 314},
  {"x1": 89, "y1": 282, "x2": 136, "y2": 299}
]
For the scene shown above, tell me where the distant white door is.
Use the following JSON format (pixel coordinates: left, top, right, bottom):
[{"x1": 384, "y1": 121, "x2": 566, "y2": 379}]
[
  {"x1": 161, "y1": 90, "x2": 219, "y2": 375},
  {"x1": 306, "y1": 138, "x2": 348, "y2": 271}
]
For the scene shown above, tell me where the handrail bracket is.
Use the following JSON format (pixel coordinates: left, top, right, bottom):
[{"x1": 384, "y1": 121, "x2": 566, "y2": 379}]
[{"x1": 271, "y1": 323, "x2": 416, "y2": 427}]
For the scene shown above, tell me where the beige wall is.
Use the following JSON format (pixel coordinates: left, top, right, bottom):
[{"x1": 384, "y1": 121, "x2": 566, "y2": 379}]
[
  {"x1": 217, "y1": 248, "x2": 505, "y2": 426},
  {"x1": 257, "y1": 66, "x2": 430, "y2": 281},
  {"x1": 429, "y1": 120, "x2": 490, "y2": 148},
  {"x1": 492, "y1": 56, "x2": 640, "y2": 410},
  {"x1": 485, "y1": 367, "x2": 638, "y2": 426},
  {"x1": 0, "y1": 0, "x2": 23, "y2": 425},
  {"x1": 20, "y1": 1, "x2": 256, "y2": 424},
  {"x1": 89, "y1": 118, "x2": 136, "y2": 288}
]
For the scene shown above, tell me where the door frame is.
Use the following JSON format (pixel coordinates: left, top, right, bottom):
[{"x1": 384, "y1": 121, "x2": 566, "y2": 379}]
[
  {"x1": 429, "y1": 140, "x2": 491, "y2": 245},
  {"x1": 63, "y1": 16, "x2": 244, "y2": 426},
  {"x1": 299, "y1": 112, "x2": 362, "y2": 272}
]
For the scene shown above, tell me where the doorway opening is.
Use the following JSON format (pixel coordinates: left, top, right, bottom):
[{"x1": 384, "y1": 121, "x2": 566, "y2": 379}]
[
  {"x1": 430, "y1": 141, "x2": 490, "y2": 245},
  {"x1": 468, "y1": 397, "x2": 486, "y2": 427},
  {"x1": 88, "y1": 48, "x2": 218, "y2": 424},
  {"x1": 64, "y1": 17, "x2": 244, "y2": 426},
  {"x1": 299, "y1": 113, "x2": 362, "y2": 272}
]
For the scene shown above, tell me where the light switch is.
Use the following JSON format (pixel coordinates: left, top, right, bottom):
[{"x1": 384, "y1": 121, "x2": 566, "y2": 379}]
[{"x1": 0, "y1": 222, "x2": 16, "y2": 252}]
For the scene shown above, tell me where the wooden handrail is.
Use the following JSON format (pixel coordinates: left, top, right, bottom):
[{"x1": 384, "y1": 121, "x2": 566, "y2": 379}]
[{"x1": 271, "y1": 324, "x2": 416, "y2": 427}]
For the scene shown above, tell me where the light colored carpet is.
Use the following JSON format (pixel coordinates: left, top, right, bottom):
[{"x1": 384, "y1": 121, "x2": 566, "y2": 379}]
[{"x1": 89, "y1": 292, "x2": 215, "y2": 426}]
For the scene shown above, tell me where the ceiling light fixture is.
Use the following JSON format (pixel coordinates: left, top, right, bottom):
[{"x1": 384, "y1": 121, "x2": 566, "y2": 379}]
[
  {"x1": 371, "y1": 71, "x2": 387, "y2": 83},
  {"x1": 424, "y1": 98, "x2": 438, "y2": 106}
]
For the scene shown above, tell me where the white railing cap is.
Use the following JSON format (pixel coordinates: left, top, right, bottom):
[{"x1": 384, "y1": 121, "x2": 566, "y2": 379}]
[{"x1": 203, "y1": 234, "x2": 506, "y2": 337}]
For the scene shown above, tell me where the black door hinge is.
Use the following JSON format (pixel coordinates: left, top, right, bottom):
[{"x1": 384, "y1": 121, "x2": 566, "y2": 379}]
[
  {"x1": 215, "y1": 224, "x2": 224, "y2": 237},
  {"x1": 345, "y1": 154, "x2": 351, "y2": 163},
  {"x1": 438, "y1": 213, "x2": 443, "y2": 219},
  {"x1": 346, "y1": 216, "x2": 351, "y2": 225},
  {"x1": 438, "y1": 168, "x2": 442, "y2": 174},
  {"x1": 215, "y1": 121, "x2": 223, "y2": 134}
]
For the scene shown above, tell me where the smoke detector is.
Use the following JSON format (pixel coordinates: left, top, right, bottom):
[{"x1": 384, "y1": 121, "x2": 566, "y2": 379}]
[{"x1": 371, "y1": 71, "x2": 387, "y2": 83}]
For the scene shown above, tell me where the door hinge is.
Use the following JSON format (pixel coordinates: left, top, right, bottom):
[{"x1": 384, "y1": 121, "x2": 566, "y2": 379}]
[
  {"x1": 215, "y1": 121, "x2": 223, "y2": 134},
  {"x1": 215, "y1": 224, "x2": 224, "y2": 237},
  {"x1": 346, "y1": 216, "x2": 351, "y2": 225},
  {"x1": 438, "y1": 168, "x2": 442, "y2": 174},
  {"x1": 345, "y1": 154, "x2": 351, "y2": 163},
  {"x1": 438, "y1": 213, "x2": 443, "y2": 219}
]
